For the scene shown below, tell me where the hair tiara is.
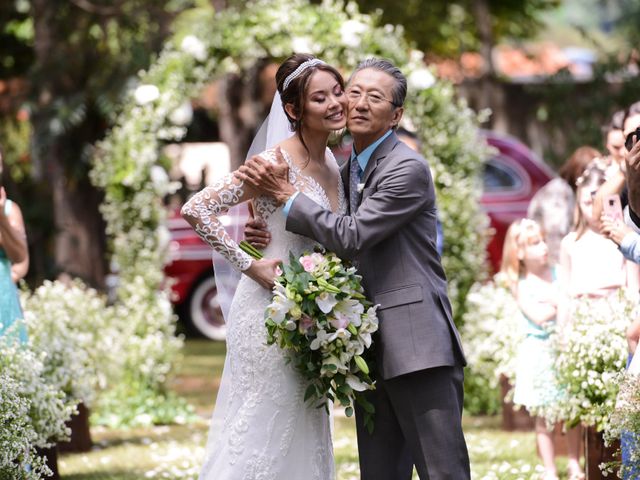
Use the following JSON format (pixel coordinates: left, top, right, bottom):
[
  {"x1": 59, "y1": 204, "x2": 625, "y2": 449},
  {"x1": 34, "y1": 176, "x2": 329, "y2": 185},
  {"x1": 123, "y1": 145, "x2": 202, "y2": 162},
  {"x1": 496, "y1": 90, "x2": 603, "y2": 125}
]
[{"x1": 283, "y1": 58, "x2": 325, "y2": 91}]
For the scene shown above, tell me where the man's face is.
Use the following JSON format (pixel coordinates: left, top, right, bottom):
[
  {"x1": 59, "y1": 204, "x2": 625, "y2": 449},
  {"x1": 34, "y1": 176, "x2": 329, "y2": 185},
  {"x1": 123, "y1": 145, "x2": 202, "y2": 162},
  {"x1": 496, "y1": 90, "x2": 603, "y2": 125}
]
[{"x1": 346, "y1": 68, "x2": 403, "y2": 148}]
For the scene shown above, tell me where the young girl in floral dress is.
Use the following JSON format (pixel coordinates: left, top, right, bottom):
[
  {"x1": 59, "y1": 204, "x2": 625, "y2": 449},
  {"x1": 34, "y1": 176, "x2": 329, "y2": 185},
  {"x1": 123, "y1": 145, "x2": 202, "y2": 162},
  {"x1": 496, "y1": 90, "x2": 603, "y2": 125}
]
[{"x1": 503, "y1": 219, "x2": 582, "y2": 480}]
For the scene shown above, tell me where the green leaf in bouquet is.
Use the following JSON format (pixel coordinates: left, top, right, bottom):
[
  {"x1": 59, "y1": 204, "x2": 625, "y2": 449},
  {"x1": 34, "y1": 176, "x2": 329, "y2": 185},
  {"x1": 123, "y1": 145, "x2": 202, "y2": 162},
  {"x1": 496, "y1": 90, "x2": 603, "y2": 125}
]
[
  {"x1": 338, "y1": 383, "x2": 353, "y2": 396},
  {"x1": 364, "y1": 414, "x2": 375, "y2": 435},
  {"x1": 302, "y1": 297, "x2": 315, "y2": 313},
  {"x1": 304, "y1": 384, "x2": 317, "y2": 402},
  {"x1": 356, "y1": 394, "x2": 375, "y2": 414},
  {"x1": 345, "y1": 406, "x2": 354, "y2": 417},
  {"x1": 339, "y1": 396, "x2": 351, "y2": 407},
  {"x1": 283, "y1": 264, "x2": 295, "y2": 282}
]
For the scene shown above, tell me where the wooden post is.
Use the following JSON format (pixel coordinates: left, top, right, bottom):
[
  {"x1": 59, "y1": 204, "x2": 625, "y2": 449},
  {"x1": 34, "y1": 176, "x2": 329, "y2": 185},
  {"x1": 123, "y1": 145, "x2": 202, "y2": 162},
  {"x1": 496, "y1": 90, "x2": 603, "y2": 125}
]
[
  {"x1": 584, "y1": 426, "x2": 620, "y2": 479},
  {"x1": 57, "y1": 403, "x2": 92, "y2": 453},
  {"x1": 35, "y1": 445, "x2": 59, "y2": 480}
]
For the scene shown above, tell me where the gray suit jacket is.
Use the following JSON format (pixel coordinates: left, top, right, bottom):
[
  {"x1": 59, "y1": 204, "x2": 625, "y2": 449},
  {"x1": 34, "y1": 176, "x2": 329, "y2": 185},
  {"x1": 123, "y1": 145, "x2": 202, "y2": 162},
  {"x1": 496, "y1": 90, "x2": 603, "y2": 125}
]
[{"x1": 287, "y1": 132, "x2": 466, "y2": 380}]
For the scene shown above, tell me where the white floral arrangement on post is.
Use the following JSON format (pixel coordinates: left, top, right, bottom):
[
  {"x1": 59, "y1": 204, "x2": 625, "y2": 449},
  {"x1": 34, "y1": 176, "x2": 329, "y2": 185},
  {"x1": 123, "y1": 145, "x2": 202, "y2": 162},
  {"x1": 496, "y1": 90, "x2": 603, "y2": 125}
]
[
  {"x1": 0, "y1": 336, "x2": 76, "y2": 460},
  {"x1": 21, "y1": 279, "x2": 126, "y2": 407},
  {"x1": 536, "y1": 291, "x2": 634, "y2": 430},
  {"x1": 461, "y1": 273, "x2": 524, "y2": 393},
  {"x1": 0, "y1": 373, "x2": 50, "y2": 480}
]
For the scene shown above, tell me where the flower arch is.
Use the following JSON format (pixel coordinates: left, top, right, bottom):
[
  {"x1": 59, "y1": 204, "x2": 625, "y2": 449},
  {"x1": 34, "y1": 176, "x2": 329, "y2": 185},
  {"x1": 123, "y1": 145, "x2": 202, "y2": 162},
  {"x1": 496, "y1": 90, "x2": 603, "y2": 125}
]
[{"x1": 91, "y1": 0, "x2": 489, "y2": 406}]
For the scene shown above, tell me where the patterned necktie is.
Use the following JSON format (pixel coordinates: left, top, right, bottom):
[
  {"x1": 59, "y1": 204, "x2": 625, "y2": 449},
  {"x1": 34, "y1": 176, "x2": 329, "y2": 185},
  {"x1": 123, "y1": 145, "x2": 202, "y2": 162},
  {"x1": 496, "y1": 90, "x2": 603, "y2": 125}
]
[{"x1": 349, "y1": 156, "x2": 362, "y2": 214}]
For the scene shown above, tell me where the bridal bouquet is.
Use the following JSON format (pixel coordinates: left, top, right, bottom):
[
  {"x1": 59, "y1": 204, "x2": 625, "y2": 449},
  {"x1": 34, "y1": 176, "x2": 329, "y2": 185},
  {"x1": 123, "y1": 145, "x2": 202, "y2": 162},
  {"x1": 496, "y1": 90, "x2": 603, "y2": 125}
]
[{"x1": 240, "y1": 242, "x2": 379, "y2": 432}]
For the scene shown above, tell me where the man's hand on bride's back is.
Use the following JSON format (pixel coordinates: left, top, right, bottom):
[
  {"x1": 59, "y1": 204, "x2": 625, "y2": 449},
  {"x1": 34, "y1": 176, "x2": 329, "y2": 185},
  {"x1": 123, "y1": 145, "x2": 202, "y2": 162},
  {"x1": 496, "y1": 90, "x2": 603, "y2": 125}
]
[
  {"x1": 235, "y1": 146, "x2": 295, "y2": 204},
  {"x1": 245, "y1": 258, "x2": 282, "y2": 289},
  {"x1": 245, "y1": 217, "x2": 271, "y2": 249}
]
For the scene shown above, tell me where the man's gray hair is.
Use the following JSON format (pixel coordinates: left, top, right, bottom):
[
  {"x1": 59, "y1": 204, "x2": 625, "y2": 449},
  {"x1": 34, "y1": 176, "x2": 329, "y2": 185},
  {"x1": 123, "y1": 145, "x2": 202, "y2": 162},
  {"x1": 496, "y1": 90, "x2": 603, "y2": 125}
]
[{"x1": 352, "y1": 58, "x2": 407, "y2": 107}]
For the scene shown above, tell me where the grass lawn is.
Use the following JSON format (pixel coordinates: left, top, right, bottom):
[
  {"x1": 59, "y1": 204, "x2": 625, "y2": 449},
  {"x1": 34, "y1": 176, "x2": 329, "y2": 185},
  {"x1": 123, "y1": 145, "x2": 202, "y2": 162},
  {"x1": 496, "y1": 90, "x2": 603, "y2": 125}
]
[{"x1": 57, "y1": 339, "x2": 576, "y2": 479}]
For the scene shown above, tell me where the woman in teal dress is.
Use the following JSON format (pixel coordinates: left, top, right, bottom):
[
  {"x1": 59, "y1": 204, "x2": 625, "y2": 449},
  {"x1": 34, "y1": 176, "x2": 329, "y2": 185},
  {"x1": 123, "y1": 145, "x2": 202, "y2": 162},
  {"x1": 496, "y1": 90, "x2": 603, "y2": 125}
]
[{"x1": 0, "y1": 168, "x2": 29, "y2": 344}]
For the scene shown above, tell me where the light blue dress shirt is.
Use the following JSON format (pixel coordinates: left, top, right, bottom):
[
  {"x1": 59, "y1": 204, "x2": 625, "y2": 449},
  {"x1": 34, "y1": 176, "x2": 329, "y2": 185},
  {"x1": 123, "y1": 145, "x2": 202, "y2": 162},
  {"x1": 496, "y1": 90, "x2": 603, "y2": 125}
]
[
  {"x1": 282, "y1": 130, "x2": 393, "y2": 216},
  {"x1": 620, "y1": 231, "x2": 640, "y2": 264}
]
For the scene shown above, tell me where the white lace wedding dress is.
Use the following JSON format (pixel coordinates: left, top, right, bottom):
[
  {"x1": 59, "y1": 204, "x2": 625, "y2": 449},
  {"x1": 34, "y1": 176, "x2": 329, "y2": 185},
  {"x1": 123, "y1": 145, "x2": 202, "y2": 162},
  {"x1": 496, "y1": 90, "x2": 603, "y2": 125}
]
[{"x1": 181, "y1": 148, "x2": 345, "y2": 480}]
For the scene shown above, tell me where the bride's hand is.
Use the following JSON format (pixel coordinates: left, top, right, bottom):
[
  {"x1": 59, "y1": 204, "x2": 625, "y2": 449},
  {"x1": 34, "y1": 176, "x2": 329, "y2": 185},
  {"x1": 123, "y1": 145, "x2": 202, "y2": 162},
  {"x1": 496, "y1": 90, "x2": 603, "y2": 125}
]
[{"x1": 244, "y1": 258, "x2": 282, "y2": 289}]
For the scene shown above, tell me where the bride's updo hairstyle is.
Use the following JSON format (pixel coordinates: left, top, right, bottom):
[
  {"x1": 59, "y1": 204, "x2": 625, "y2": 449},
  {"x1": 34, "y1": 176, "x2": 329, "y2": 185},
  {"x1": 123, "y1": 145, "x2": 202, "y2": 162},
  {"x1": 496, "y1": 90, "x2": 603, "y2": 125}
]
[{"x1": 276, "y1": 53, "x2": 344, "y2": 148}]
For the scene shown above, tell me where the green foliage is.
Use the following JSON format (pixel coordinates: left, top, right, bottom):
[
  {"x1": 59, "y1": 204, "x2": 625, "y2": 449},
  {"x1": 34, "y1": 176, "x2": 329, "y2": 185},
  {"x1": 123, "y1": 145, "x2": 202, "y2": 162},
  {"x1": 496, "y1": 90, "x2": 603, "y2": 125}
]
[
  {"x1": 406, "y1": 80, "x2": 490, "y2": 322},
  {"x1": 463, "y1": 371, "x2": 501, "y2": 415},
  {"x1": 0, "y1": 115, "x2": 31, "y2": 182},
  {"x1": 615, "y1": 0, "x2": 640, "y2": 48},
  {"x1": 92, "y1": 380, "x2": 196, "y2": 428},
  {"x1": 352, "y1": 0, "x2": 560, "y2": 58},
  {"x1": 0, "y1": 0, "x2": 33, "y2": 77},
  {"x1": 525, "y1": 63, "x2": 640, "y2": 168}
]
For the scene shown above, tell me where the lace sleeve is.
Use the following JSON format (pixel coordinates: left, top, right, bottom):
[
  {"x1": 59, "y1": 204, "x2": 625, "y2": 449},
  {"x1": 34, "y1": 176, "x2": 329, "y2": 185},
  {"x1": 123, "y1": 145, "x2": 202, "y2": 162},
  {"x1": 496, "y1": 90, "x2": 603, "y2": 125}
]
[{"x1": 181, "y1": 174, "x2": 254, "y2": 271}]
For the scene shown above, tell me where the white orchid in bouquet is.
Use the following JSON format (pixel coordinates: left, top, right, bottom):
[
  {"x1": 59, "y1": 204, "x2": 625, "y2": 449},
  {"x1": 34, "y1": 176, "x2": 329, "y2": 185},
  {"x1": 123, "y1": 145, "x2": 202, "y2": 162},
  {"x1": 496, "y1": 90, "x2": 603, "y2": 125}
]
[
  {"x1": 240, "y1": 242, "x2": 379, "y2": 432},
  {"x1": 537, "y1": 291, "x2": 635, "y2": 430}
]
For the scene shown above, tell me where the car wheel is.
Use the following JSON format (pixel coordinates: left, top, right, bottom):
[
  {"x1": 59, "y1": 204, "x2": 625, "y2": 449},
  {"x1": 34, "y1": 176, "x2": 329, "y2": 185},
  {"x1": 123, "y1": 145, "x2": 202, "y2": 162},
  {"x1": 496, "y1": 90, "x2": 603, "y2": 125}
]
[{"x1": 187, "y1": 275, "x2": 226, "y2": 340}]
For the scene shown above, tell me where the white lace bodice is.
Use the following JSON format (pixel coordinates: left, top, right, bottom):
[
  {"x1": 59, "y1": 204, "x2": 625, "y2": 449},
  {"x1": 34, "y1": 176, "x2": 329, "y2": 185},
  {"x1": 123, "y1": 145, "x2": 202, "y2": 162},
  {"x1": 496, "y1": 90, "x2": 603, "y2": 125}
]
[{"x1": 193, "y1": 147, "x2": 345, "y2": 480}]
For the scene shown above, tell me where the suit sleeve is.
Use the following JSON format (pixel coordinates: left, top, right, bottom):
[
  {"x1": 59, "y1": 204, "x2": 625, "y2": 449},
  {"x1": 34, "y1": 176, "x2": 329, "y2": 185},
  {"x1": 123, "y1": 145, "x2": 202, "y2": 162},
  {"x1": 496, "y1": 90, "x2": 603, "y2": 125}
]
[{"x1": 286, "y1": 157, "x2": 432, "y2": 259}]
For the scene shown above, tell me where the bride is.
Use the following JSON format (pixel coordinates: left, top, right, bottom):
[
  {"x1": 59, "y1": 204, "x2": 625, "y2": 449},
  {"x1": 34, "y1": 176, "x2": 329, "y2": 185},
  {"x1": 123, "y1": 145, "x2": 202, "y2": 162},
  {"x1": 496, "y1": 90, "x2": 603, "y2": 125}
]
[{"x1": 181, "y1": 53, "x2": 347, "y2": 479}]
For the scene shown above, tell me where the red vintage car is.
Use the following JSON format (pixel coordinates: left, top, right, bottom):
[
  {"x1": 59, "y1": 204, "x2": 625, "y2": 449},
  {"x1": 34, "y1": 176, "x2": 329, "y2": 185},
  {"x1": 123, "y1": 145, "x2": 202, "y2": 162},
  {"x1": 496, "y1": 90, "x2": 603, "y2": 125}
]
[
  {"x1": 480, "y1": 131, "x2": 555, "y2": 271},
  {"x1": 165, "y1": 131, "x2": 554, "y2": 339}
]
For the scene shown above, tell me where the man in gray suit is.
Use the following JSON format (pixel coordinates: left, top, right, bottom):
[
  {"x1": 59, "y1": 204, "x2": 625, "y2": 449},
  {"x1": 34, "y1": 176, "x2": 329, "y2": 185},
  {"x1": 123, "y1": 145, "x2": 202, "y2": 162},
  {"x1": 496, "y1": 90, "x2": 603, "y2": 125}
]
[{"x1": 239, "y1": 58, "x2": 470, "y2": 479}]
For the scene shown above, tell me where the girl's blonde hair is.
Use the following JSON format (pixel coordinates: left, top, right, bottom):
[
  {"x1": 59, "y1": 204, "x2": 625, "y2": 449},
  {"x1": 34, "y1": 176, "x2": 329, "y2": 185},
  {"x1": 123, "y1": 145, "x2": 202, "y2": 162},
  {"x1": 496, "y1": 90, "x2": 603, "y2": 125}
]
[
  {"x1": 573, "y1": 159, "x2": 607, "y2": 239},
  {"x1": 500, "y1": 218, "x2": 543, "y2": 291}
]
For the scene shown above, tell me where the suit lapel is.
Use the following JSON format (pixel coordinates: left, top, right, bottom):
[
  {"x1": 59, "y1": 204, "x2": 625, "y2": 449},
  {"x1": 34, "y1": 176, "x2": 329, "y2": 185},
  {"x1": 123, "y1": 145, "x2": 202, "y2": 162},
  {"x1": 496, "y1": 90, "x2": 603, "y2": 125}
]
[{"x1": 361, "y1": 132, "x2": 399, "y2": 186}]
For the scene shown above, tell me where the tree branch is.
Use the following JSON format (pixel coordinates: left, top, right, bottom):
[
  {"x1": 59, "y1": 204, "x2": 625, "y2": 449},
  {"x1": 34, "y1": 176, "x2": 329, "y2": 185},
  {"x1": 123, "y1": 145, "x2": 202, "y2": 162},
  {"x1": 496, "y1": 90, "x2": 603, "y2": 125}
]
[{"x1": 68, "y1": 0, "x2": 124, "y2": 16}]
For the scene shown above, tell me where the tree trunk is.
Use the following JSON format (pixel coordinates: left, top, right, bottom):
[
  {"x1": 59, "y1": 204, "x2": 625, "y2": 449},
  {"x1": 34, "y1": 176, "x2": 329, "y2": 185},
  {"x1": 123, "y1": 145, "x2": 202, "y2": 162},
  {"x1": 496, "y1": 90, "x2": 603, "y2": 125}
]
[
  {"x1": 35, "y1": 445, "x2": 59, "y2": 480},
  {"x1": 218, "y1": 74, "x2": 252, "y2": 170},
  {"x1": 470, "y1": 0, "x2": 507, "y2": 130},
  {"x1": 218, "y1": 64, "x2": 272, "y2": 170},
  {"x1": 30, "y1": 0, "x2": 107, "y2": 288},
  {"x1": 51, "y1": 166, "x2": 106, "y2": 287},
  {"x1": 57, "y1": 403, "x2": 92, "y2": 453}
]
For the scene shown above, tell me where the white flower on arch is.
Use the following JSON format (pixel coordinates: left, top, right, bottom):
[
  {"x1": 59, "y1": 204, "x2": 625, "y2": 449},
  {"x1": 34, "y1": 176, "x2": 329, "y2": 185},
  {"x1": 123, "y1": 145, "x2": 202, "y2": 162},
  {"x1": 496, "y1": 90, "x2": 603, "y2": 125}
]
[
  {"x1": 408, "y1": 68, "x2": 436, "y2": 91},
  {"x1": 181, "y1": 35, "x2": 207, "y2": 62},
  {"x1": 134, "y1": 84, "x2": 160, "y2": 105}
]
